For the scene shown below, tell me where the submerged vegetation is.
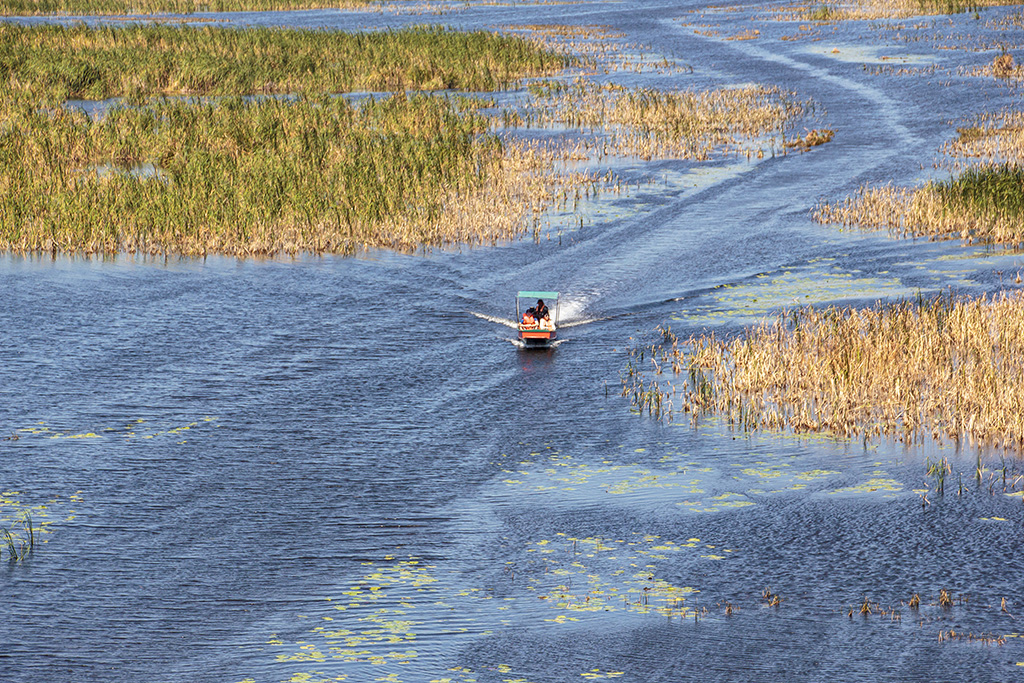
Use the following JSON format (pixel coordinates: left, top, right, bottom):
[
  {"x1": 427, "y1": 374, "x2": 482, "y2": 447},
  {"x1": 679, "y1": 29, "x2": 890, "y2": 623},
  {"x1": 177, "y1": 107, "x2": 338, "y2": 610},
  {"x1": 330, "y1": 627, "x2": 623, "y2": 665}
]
[
  {"x1": 0, "y1": 23, "x2": 570, "y2": 101},
  {"x1": 622, "y1": 292, "x2": 1024, "y2": 449}
]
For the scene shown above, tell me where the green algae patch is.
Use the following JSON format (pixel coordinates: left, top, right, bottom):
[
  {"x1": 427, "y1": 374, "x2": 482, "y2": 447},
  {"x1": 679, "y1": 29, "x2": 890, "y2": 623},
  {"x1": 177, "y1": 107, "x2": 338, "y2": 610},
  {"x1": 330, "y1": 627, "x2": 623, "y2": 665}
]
[
  {"x1": 673, "y1": 261, "x2": 915, "y2": 328},
  {"x1": 269, "y1": 533, "x2": 736, "y2": 681},
  {"x1": 523, "y1": 533, "x2": 710, "y2": 620}
]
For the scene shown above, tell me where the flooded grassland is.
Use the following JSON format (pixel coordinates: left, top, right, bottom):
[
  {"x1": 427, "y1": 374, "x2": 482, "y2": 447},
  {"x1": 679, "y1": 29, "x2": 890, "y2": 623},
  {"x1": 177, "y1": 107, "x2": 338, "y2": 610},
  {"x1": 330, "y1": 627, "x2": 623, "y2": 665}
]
[{"x1": 3, "y1": 1, "x2": 1024, "y2": 683}]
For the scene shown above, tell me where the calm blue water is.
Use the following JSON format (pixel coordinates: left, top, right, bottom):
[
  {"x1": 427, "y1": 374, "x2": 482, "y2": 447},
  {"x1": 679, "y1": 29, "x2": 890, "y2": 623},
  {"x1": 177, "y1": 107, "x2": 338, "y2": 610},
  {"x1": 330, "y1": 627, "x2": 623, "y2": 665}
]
[{"x1": 3, "y1": 2, "x2": 1024, "y2": 682}]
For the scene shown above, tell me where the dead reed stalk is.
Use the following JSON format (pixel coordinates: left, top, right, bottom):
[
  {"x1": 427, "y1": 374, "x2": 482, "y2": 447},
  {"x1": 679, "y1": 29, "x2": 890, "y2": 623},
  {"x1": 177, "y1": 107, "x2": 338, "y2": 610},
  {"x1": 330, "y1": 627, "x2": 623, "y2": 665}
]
[{"x1": 623, "y1": 293, "x2": 1024, "y2": 448}]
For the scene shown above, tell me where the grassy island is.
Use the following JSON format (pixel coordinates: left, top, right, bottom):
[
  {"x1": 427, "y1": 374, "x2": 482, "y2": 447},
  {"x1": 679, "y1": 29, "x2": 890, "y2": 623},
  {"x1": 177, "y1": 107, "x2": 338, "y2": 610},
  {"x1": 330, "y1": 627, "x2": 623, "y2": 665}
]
[
  {"x1": 0, "y1": 24, "x2": 813, "y2": 257},
  {"x1": 0, "y1": 24, "x2": 583, "y2": 256}
]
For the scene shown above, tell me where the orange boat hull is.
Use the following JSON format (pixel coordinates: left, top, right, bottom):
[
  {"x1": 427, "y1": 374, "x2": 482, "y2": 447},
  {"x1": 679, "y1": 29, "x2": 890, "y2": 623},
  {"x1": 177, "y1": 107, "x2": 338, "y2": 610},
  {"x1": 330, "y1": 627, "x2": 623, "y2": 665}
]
[{"x1": 518, "y1": 327, "x2": 556, "y2": 346}]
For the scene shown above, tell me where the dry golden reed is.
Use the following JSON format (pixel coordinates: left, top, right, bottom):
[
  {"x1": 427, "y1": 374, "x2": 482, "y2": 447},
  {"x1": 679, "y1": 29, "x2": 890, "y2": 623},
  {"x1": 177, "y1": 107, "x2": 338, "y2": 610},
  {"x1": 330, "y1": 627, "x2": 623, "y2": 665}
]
[
  {"x1": 623, "y1": 292, "x2": 1024, "y2": 449},
  {"x1": 817, "y1": 108, "x2": 1024, "y2": 246},
  {"x1": 942, "y1": 109, "x2": 1024, "y2": 162},
  {"x1": 510, "y1": 81, "x2": 810, "y2": 161},
  {"x1": 783, "y1": 0, "x2": 1023, "y2": 22},
  {"x1": 812, "y1": 182, "x2": 1024, "y2": 245}
]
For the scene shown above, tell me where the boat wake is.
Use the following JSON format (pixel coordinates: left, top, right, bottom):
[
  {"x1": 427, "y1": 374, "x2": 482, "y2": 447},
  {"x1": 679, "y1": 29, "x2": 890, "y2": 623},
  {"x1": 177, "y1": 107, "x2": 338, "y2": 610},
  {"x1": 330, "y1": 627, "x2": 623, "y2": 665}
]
[
  {"x1": 472, "y1": 312, "x2": 519, "y2": 329},
  {"x1": 558, "y1": 316, "x2": 607, "y2": 329}
]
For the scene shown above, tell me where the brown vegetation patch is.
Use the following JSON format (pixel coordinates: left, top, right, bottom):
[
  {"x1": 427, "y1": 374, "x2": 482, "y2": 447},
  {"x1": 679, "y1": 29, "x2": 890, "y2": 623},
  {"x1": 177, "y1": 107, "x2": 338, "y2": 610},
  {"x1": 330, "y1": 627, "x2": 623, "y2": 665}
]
[
  {"x1": 817, "y1": 111, "x2": 1024, "y2": 246},
  {"x1": 785, "y1": 128, "x2": 834, "y2": 149},
  {"x1": 511, "y1": 81, "x2": 811, "y2": 161},
  {"x1": 622, "y1": 292, "x2": 1024, "y2": 449},
  {"x1": 992, "y1": 52, "x2": 1016, "y2": 77}
]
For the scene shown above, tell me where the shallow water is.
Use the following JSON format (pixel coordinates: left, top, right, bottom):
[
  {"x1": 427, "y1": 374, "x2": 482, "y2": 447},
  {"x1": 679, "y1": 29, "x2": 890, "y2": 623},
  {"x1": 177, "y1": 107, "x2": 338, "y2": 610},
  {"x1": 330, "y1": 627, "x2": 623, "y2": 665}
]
[{"x1": 4, "y1": 2, "x2": 1024, "y2": 682}]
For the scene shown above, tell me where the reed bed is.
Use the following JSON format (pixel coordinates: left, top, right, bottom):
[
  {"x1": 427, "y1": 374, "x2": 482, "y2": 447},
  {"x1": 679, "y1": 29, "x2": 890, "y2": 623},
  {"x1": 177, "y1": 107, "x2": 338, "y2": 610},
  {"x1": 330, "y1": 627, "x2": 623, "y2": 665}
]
[
  {"x1": 778, "y1": 0, "x2": 1022, "y2": 22},
  {"x1": 0, "y1": 92, "x2": 595, "y2": 256},
  {"x1": 813, "y1": 179, "x2": 1024, "y2": 246},
  {"x1": 942, "y1": 109, "x2": 1024, "y2": 162},
  {"x1": 817, "y1": 107, "x2": 1024, "y2": 245},
  {"x1": 0, "y1": 23, "x2": 569, "y2": 100},
  {"x1": 508, "y1": 81, "x2": 811, "y2": 161},
  {"x1": 1, "y1": 0, "x2": 372, "y2": 15},
  {"x1": 622, "y1": 292, "x2": 1024, "y2": 449},
  {"x1": 815, "y1": 162, "x2": 1024, "y2": 246}
]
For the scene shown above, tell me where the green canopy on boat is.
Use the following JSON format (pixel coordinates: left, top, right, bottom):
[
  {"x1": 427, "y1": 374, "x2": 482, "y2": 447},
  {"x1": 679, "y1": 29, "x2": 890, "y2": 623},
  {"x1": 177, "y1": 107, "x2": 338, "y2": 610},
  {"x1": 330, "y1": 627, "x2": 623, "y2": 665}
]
[{"x1": 517, "y1": 291, "x2": 559, "y2": 299}]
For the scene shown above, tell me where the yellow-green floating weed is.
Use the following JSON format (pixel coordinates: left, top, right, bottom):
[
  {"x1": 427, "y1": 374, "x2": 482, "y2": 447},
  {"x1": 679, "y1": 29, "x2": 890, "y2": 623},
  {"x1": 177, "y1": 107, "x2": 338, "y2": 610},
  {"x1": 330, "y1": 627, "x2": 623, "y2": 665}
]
[
  {"x1": 498, "y1": 445, "x2": 843, "y2": 511},
  {"x1": 522, "y1": 533, "x2": 723, "y2": 621},
  {"x1": 273, "y1": 556, "x2": 491, "y2": 683},
  {"x1": 13, "y1": 416, "x2": 217, "y2": 441},
  {"x1": 0, "y1": 489, "x2": 82, "y2": 560}
]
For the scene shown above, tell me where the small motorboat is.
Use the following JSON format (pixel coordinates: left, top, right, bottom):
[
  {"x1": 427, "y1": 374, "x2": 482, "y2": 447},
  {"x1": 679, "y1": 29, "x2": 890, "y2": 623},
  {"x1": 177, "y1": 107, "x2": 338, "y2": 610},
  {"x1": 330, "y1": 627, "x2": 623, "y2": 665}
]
[{"x1": 516, "y1": 290, "x2": 559, "y2": 348}]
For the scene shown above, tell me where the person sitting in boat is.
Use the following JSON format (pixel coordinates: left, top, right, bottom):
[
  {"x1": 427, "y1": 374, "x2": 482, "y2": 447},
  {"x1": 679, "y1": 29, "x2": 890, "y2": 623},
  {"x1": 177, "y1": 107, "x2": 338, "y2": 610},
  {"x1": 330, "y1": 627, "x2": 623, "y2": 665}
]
[
  {"x1": 522, "y1": 308, "x2": 537, "y2": 327},
  {"x1": 535, "y1": 299, "x2": 549, "y2": 321},
  {"x1": 539, "y1": 312, "x2": 554, "y2": 330}
]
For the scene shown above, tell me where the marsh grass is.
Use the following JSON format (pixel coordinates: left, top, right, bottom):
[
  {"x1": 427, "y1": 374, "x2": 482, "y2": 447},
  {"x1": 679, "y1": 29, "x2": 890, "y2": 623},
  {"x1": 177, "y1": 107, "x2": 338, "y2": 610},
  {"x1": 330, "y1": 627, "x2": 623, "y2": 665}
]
[
  {"x1": 934, "y1": 164, "x2": 1024, "y2": 218},
  {"x1": 2, "y1": 515, "x2": 34, "y2": 562},
  {"x1": 508, "y1": 81, "x2": 810, "y2": 161},
  {"x1": 814, "y1": 167, "x2": 1024, "y2": 246},
  {"x1": 622, "y1": 292, "x2": 1024, "y2": 449},
  {"x1": 805, "y1": 4, "x2": 842, "y2": 21},
  {"x1": 0, "y1": 23, "x2": 570, "y2": 100},
  {"x1": 1, "y1": 0, "x2": 372, "y2": 15},
  {"x1": 817, "y1": 108, "x2": 1024, "y2": 246},
  {"x1": 784, "y1": 0, "x2": 1012, "y2": 21},
  {"x1": 0, "y1": 92, "x2": 596, "y2": 255},
  {"x1": 0, "y1": 24, "x2": 817, "y2": 257},
  {"x1": 943, "y1": 110, "x2": 1024, "y2": 162}
]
